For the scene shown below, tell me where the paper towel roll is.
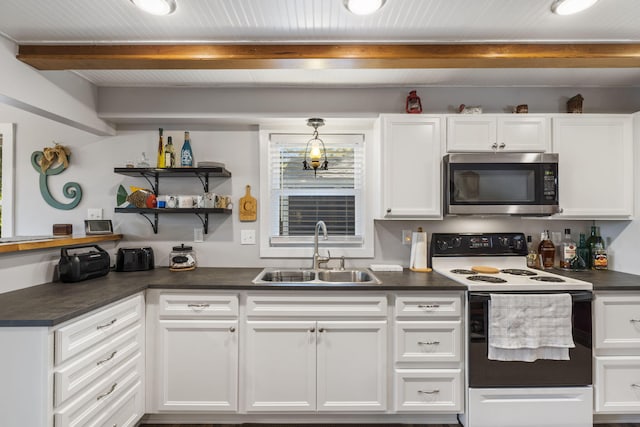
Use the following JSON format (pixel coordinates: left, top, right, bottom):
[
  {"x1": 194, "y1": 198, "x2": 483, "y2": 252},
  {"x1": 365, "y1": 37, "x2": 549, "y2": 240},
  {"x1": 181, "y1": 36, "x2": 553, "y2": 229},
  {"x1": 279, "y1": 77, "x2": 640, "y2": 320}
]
[{"x1": 411, "y1": 231, "x2": 428, "y2": 269}]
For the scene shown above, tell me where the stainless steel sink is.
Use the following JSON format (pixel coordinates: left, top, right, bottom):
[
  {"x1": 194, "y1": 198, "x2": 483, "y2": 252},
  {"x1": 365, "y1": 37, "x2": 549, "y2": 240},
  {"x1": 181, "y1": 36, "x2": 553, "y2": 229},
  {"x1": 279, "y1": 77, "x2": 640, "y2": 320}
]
[{"x1": 252, "y1": 268, "x2": 381, "y2": 285}]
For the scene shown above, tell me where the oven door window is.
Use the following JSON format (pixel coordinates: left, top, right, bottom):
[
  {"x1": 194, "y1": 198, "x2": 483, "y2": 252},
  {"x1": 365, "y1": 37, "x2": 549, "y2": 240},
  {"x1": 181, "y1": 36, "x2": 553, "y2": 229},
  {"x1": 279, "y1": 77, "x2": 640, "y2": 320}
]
[{"x1": 450, "y1": 164, "x2": 536, "y2": 204}]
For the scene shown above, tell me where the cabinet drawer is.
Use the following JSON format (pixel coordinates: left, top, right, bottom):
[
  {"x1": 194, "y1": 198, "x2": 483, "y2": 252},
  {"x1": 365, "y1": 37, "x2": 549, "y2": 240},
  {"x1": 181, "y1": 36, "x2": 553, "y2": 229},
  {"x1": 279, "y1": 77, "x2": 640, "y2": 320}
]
[
  {"x1": 394, "y1": 369, "x2": 462, "y2": 412},
  {"x1": 55, "y1": 294, "x2": 143, "y2": 364},
  {"x1": 595, "y1": 357, "x2": 640, "y2": 413},
  {"x1": 395, "y1": 321, "x2": 461, "y2": 363},
  {"x1": 54, "y1": 350, "x2": 142, "y2": 427},
  {"x1": 54, "y1": 323, "x2": 142, "y2": 406},
  {"x1": 247, "y1": 295, "x2": 387, "y2": 317},
  {"x1": 93, "y1": 379, "x2": 143, "y2": 427},
  {"x1": 395, "y1": 295, "x2": 461, "y2": 318},
  {"x1": 158, "y1": 293, "x2": 238, "y2": 318},
  {"x1": 595, "y1": 294, "x2": 640, "y2": 350}
]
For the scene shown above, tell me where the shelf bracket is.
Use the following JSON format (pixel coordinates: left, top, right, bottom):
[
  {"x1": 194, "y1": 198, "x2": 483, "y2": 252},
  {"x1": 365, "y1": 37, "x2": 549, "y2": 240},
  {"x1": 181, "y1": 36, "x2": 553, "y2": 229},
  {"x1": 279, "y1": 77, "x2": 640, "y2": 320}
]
[
  {"x1": 138, "y1": 212, "x2": 159, "y2": 234},
  {"x1": 140, "y1": 173, "x2": 159, "y2": 195},
  {"x1": 194, "y1": 213, "x2": 209, "y2": 234},
  {"x1": 196, "y1": 174, "x2": 209, "y2": 193}
]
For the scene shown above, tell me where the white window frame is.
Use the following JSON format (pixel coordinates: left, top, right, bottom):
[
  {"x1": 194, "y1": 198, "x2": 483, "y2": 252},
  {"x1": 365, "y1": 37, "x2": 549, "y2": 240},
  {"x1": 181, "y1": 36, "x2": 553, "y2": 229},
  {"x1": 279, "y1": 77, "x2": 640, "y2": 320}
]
[
  {"x1": 259, "y1": 125, "x2": 375, "y2": 259},
  {"x1": 0, "y1": 123, "x2": 15, "y2": 238}
]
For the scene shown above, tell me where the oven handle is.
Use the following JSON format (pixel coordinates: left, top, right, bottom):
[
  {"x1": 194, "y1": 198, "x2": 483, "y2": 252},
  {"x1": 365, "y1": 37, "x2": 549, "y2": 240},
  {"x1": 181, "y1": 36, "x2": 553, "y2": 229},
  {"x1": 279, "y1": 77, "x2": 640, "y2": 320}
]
[{"x1": 469, "y1": 291, "x2": 592, "y2": 303}]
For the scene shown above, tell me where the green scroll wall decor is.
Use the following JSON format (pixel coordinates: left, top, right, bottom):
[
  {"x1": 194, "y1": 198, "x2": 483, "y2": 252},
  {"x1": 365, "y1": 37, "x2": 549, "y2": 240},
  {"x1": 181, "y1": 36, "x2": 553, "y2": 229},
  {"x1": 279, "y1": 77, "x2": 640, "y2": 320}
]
[{"x1": 31, "y1": 143, "x2": 82, "y2": 210}]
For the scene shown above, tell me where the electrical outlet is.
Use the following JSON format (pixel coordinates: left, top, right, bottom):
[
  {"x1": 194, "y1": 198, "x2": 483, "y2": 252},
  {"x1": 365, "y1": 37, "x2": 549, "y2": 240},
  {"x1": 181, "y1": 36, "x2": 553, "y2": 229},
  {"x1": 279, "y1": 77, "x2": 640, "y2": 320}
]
[
  {"x1": 241, "y1": 229, "x2": 256, "y2": 245},
  {"x1": 87, "y1": 208, "x2": 103, "y2": 220},
  {"x1": 402, "y1": 229, "x2": 412, "y2": 246}
]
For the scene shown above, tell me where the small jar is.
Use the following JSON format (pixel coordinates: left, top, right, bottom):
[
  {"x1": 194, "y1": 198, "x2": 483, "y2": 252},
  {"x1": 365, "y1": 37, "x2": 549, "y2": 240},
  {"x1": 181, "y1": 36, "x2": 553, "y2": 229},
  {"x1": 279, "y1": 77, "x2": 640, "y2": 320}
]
[{"x1": 170, "y1": 244, "x2": 197, "y2": 271}]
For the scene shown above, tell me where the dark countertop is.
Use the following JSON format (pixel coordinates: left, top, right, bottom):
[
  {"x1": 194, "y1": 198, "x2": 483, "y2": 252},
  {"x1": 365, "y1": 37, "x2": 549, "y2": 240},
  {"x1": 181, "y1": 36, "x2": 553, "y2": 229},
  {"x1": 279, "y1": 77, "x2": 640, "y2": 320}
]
[
  {"x1": 0, "y1": 267, "x2": 465, "y2": 327},
  {"x1": 552, "y1": 268, "x2": 640, "y2": 291}
]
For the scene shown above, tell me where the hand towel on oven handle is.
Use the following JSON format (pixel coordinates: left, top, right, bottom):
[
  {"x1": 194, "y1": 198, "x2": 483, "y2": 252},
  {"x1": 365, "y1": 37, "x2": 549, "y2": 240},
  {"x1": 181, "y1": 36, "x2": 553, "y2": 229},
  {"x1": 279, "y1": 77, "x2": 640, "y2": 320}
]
[{"x1": 488, "y1": 293, "x2": 575, "y2": 362}]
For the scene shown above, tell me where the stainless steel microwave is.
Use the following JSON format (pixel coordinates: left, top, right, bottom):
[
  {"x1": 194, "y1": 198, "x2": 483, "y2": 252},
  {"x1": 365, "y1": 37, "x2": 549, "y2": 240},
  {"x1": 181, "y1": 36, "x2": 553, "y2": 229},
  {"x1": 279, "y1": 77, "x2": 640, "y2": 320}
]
[{"x1": 443, "y1": 153, "x2": 560, "y2": 216}]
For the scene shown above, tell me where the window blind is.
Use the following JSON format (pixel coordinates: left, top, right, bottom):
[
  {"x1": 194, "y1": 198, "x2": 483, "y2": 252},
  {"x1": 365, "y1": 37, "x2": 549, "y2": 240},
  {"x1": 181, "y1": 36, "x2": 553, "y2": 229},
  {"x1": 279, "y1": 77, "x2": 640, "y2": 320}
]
[{"x1": 268, "y1": 133, "x2": 365, "y2": 247}]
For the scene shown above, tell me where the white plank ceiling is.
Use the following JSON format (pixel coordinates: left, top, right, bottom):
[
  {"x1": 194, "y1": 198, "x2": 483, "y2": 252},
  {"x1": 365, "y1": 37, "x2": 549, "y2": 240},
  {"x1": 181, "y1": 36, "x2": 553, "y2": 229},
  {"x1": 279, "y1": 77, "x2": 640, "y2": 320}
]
[{"x1": 1, "y1": 0, "x2": 640, "y2": 87}]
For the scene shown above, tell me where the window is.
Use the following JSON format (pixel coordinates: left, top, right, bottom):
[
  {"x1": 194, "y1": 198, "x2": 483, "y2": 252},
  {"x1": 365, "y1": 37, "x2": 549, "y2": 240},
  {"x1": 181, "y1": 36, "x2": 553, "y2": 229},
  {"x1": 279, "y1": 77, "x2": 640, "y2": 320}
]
[
  {"x1": 259, "y1": 128, "x2": 375, "y2": 258},
  {"x1": 0, "y1": 124, "x2": 15, "y2": 238}
]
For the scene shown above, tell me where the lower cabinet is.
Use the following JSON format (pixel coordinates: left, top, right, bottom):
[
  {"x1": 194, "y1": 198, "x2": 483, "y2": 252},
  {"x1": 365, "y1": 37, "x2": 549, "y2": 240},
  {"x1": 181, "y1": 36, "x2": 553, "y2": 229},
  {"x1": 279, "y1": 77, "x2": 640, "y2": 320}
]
[
  {"x1": 245, "y1": 319, "x2": 387, "y2": 412},
  {"x1": 147, "y1": 291, "x2": 239, "y2": 412}
]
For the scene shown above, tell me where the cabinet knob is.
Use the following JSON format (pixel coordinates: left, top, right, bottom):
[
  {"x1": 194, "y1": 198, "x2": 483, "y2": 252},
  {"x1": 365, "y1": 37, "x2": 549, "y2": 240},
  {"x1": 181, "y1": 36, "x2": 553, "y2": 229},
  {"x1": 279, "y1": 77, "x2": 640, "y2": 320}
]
[
  {"x1": 309, "y1": 327, "x2": 315, "y2": 333},
  {"x1": 229, "y1": 326, "x2": 236, "y2": 332},
  {"x1": 318, "y1": 328, "x2": 325, "y2": 333},
  {"x1": 491, "y1": 143, "x2": 498, "y2": 150},
  {"x1": 499, "y1": 143, "x2": 506, "y2": 149},
  {"x1": 386, "y1": 208, "x2": 392, "y2": 213}
]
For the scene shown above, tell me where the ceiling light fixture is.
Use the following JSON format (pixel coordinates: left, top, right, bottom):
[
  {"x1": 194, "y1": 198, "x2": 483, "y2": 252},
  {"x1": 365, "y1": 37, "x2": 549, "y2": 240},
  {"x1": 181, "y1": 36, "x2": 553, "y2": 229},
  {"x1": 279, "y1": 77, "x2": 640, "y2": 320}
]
[
  {"x1": 343, "y1": 0, "x2": 386, "y2": 15},
  {"x1": 551, "y1": 0, "x2": 598, "y2": 15},
  {"x1": 303, "y1": 118, "x2": 328, "y2": 176},
  {"x1": 130, "y1": 0, "x2": 177, "y2": 16}
]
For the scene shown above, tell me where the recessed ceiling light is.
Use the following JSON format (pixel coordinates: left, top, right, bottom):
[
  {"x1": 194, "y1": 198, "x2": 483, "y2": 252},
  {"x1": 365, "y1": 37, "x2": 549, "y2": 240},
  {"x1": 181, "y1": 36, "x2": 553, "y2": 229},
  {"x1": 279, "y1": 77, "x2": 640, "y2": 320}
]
[
  {"x1": 130, "y1": 0, "x2": 177, "y2": 16},
  {"x1": 343, "y1": 0, "x2": 386, "y2": 15},
  {"x1": 551, "y1": 0, "x2": 598, "y2": 15}
]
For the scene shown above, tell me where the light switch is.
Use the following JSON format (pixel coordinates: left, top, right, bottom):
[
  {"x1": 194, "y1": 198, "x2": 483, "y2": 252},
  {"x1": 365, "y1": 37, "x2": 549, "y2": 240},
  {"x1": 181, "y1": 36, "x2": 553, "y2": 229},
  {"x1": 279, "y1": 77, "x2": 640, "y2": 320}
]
[
  {"x1": 87, "y1": 208, "x2": 103, "y2": 220},
  {"x1": 241, "y1": 229, "x2": 256, "y2": 245}
]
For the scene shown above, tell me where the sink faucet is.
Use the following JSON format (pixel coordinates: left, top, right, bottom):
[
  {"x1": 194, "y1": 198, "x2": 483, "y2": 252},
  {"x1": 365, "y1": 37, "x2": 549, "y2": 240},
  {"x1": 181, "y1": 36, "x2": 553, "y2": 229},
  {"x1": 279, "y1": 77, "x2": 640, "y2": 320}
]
[{"x1": 313, "y1": 220, "x2": 330, "y2": 270}]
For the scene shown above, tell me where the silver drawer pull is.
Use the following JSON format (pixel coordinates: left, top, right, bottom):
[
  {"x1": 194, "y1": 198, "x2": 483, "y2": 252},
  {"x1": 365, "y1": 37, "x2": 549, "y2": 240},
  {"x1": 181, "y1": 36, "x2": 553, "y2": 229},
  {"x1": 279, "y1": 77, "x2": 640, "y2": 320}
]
[
  {"x1": 630, "y1": 319, "x2": 640, "y2": 323},
  {"x1": 188, "y1": 304, "x2": 210, "y2": 309},
  {"x1": 632, "y1": 384, "x2": 640, "y2": 389},
  {"x1": 96, "y1": 351, "x2": 117, "y2": 366},
  {"x1": 417, "y1": 304, "x2": 440, "y2": 309},
  {"x1": 418, "y1": 389, "x2": 440, "y2": 394},
  {"x1": 418, "y1": 341, "x2": 440, "y2": 345},
  {"x1": 96, "y1": 319, "x2": 117, "y2": 330},
  {"x1": 96, "y1": 382, "x2": 117, "y2": 400}
]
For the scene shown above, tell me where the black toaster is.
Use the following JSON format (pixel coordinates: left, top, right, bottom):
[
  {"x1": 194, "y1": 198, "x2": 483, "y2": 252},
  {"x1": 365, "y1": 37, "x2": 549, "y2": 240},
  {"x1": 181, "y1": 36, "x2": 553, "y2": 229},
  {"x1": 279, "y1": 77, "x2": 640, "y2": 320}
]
[
  {"x1": 58, "y1": 244, "x2": 111, "y2": 283},
  {"x1": 116, "y1": 247, "x2": 155, "y2": 272}
]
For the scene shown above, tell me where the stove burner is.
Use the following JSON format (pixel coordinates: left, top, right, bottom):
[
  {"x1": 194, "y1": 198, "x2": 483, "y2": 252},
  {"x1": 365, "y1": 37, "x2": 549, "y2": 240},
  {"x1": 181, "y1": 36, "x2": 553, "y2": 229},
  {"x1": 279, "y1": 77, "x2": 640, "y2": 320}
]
[
  {"x1": 530, "y1": 276, "x2": 566, "y2": 283},
  {"x1": 451, "y1": 269, "x2": 477, "y2": 275},
  {"x1": 501, "y1": 268, "x2": 538, "y2": 276},
  {"x1": 467, "y1": 275, "x2": 508, "y2": 283}
]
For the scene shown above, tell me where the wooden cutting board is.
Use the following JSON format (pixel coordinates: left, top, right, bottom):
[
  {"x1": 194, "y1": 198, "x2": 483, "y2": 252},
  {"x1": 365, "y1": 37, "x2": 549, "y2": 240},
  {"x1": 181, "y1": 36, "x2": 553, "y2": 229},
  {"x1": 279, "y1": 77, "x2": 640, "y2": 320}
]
[{"x1": 239, "y1": 184, "x2": 257, "y2": 222}]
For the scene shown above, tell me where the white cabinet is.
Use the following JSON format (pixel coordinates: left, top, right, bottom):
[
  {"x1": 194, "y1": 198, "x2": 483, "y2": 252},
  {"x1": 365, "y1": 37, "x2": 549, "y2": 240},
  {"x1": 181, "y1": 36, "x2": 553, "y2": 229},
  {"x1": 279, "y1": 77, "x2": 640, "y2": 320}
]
[
  {"x1": 244, "y1": 294, "x2": 388, "y2": 412},
  {"x1": 379, "y1": 114, "x2": 443, "y2": 219},
  {"x1": 147, "y1": 291, "x2": 239, "y2": 412},
  {"x1": 447, "y1": 115, "x2": 549, "y2": 152},
  {"x1": 594, "y1": 292, "x2": 640, "y2": 413},
  {"x1": 393, "y1": 293, "x2": 464, "y2": 413},
  {"x1": 552, "y1": 115, "x2": 633, "y2": 218}
]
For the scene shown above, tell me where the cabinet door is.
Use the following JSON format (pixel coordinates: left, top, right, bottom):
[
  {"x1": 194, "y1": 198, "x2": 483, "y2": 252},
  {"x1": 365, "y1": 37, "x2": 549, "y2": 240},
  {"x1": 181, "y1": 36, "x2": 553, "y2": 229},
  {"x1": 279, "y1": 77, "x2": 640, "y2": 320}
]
[
  {"x1": 498, "y1": 116, "x2": 549, "y2": 152},
  {"x1": 381, "y1": 115, "x2": 442, "y2": 218},
  {"x1": 595, "y1": 356, "x2": 640, "y2": 413},
  {"x1": 552, "y1": 116, "x2": 633, "y2": 218},
  {"x1": 156, "y1": 319, "x2": 238, "y2": 411},
  {"x1": 594, "y1": 294, "x2": 640, "y2": 351},
  {"x1": 446, "y1": 116, "x2": 497, "y2": 152},
  {"x1": 245, "y1": 321, "x2": 316, "y2": 412},
  {"x1": 316, "y1": 321, "x2": 387, "y2": 412}
]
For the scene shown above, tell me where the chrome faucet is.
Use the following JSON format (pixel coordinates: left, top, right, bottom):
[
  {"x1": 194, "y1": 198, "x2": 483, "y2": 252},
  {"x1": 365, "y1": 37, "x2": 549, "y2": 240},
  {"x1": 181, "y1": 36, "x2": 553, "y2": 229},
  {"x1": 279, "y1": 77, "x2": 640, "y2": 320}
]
[{"x1": 313, "y1": 220, "x2": 330, "y2": 270}]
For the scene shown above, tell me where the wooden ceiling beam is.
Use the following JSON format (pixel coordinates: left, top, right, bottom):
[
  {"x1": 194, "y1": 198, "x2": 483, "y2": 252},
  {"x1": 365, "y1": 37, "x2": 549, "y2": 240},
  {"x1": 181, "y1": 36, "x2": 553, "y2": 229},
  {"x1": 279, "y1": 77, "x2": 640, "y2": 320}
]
[{"x1": 17, "y1": 43, "x2": 640, "y2": 70}]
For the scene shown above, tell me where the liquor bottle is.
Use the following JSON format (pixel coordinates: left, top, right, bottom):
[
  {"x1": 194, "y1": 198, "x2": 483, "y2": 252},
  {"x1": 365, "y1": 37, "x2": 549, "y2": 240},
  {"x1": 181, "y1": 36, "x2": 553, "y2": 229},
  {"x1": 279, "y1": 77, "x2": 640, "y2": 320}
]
[
  {"x1": 585, "y1": 225, "x2": 604, "y2": 269},
  {"x1": 592, "y1": 242, "x2": 608, "y2": 270},
  {"x1": 164, "y1": 136, "x2": 175, "y2": 168},
  {"x1": 181, "y1": 131, "x2": 194, "y2": 167},
  {"x1": 538, "y1": 230, "x2": 556, "y2": 269},
  {"x1": 559, "y1": 228, "x2": 577, "y2": 270},
  {"x1": 157, "y1": 128, "x2": 166, "y2": 168},
  {"x1": 526, "y1": 235, "x2": 539, "y2": 269},
  {"x1": 573, "y1": 233, "x2": 589, "y2": 270}
]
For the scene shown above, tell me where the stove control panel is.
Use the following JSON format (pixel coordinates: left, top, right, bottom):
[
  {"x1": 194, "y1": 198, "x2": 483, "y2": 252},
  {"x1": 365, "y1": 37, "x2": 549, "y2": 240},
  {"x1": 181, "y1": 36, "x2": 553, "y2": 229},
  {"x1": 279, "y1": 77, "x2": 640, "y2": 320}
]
[{"x1": 431, "y1": 233, "x2": 528, "y2": 257}]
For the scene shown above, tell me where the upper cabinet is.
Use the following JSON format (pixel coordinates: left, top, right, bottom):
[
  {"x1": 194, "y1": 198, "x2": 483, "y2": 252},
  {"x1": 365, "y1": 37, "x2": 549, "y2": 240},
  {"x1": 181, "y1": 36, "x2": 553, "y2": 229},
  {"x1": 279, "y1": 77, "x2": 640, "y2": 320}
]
[
  {"x1": 552, "y1": 115, "x2": 633, "y2": 219},
  {"x1": 446, "y1": 115, "x2": 550, "y2": 152},
  {"x1": 379, "y1": 115, "x2": 443, "y2": 219}
]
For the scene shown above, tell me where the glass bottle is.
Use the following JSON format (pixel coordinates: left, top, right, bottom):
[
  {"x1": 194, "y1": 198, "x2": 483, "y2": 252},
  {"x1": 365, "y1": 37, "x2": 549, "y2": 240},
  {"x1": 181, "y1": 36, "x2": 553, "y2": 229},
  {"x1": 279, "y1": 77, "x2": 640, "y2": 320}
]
[
  {"x1": 526, "y1": 235, "x2": 539, "y2": 269},
  {"x1": 585, "y1": 225, "x2": 604, "y2": 269},
  {"x1": 164, "y1": 136, "x2": 175, "y2": 168},
  {"x1": 573, "y1": 233, "x2": 589, "y2": 271},
  {"x1": 592, "y1": 242, "x2": 608, "y2": 270},
  {"x1": 181, "y1": 131, "x2": 194, "y2": 167},
  {"x1": 538, "y1": 230, "x2": 556, "y2": 269},
  {"x1": 156, "y1": 128, "x2": 165, "y2": 168},
  {"x1": 559, "y1": 228, "x2": 577, "y2": 270}
]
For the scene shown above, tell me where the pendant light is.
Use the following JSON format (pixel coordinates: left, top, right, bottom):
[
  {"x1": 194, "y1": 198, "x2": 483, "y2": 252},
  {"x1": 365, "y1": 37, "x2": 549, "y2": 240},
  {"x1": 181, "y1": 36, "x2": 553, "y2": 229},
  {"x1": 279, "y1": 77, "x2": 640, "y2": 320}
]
[
  {"x1": 130, "y1": 0, "x2": 177, "y2": 16},
  {"x1": 343, "y1": 0, "x2": 386, "y2": 15},
  {"x1": 551, "y1": 0, "x2": 598, "y2": 15},
  {"x1": 303, "y1": 118, "x2": 328, "y2": 176}
]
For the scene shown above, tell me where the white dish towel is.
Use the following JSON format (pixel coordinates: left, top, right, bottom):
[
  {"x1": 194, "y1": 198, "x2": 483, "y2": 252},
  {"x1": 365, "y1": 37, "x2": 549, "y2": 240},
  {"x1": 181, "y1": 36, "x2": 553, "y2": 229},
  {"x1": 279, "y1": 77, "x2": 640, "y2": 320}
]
[{"x1": 488, "y1": 293, "x2": 575, "y2": 362}]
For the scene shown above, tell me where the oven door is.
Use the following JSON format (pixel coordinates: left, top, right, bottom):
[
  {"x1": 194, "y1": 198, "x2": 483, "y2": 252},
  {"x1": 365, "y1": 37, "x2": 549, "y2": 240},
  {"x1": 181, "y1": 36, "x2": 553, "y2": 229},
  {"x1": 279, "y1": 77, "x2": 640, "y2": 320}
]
[
  {"x1": 468, "y1": 291, "x2": 592, "y2": 387},
  {"x1": 444, "y1": 153, "x2": 559, "y2": 216}
]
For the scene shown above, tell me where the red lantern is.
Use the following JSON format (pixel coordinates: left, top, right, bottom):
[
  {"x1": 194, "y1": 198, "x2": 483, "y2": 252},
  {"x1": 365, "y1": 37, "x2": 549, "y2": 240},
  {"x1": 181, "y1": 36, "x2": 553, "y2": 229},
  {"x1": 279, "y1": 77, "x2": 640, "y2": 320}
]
[{"x1": 405, "y1": 90, "x2": 422, "y2": 114}]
